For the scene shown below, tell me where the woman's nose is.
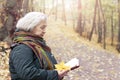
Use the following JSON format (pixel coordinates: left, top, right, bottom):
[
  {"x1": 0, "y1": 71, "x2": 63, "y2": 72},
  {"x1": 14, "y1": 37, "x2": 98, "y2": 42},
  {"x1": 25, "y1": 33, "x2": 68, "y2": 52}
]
[{"x1": 43, "y1": 30, "x2": 46, "y2": 33}]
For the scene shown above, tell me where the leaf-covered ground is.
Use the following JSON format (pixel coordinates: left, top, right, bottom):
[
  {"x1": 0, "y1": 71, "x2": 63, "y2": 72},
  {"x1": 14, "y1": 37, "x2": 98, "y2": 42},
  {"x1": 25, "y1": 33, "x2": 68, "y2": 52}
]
[
  {"x1": 0, "y1": 50, "x2": 10, "y2": 80},
  {"x1": 45, "y1": 18, "x2": 120, "y2": 80},
  {"x1": 0, "y1": 18, "x2": 120, "y2": 80},
  {"x1": 0, "y1": 41, "x2": 10, "y2": 80}
]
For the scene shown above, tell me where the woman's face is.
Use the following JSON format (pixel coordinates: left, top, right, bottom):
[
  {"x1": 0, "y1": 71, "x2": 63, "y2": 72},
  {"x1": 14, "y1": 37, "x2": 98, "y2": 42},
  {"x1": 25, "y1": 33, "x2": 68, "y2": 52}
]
[{"x1": 31, "y1": 21, "x2": 47, "y2": 37}]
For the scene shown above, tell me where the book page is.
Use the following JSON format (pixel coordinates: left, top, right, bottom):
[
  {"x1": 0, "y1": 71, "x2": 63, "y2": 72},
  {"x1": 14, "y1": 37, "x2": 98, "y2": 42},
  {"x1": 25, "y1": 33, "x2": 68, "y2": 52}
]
[{"x1": 65, "y1": 58, "x2": 79, "y2": 69}]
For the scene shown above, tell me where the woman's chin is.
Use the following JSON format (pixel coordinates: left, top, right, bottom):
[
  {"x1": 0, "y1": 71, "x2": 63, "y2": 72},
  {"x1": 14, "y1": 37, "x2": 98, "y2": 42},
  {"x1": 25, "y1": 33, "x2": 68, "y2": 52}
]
[{"x1": 40, "y1": 35, "x2": 44, "y2": 38}]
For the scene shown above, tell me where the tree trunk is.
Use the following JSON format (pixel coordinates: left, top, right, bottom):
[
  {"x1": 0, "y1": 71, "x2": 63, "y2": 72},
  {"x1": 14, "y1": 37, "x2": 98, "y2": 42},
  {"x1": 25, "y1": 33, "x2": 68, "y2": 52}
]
[
  {"x1": 43, "y1": 0, "x2": 45, "y2": 13},
  {"x1": 62, "y1": 0, "x2": 67, "y2": 25},
  {"x1": 5, "y1": 0, "x2": 17, "y2": 33},
  {"x1": 70, "y1": 1, "x2": 75, "y2": 29},
  {"x1": 0, "y1": 26, "x2": 8, "y2": 41},
  {"x1": 55, "y1": 0, "x2": 58, "y2": 20},
  {"x1": 29, "y1": 0, "x2": 33, "y2": 12},
  {"x1": 97, "y1": 3, "x2": 102, "y2": 43},
  {"x1": 1, "y1": 0, "x2": 23, "y2": 44},
  {"x1": 52, "y1": 0, "x2": 55, "y2": 14},
  {"x1": 89, "y1": 0, "x2": 98, "y2": 40},
  {"x1": 111, "y1": 10, "x2": 114, "y2": 46},
  {"x1": 118, "y1": 0, "x2": 120, "y2": 42},
  {"x1": 76, "y1": 0, "x2": 82, "y2": 36},
  {"x1": 17, "y1": 0, "x2": 23, "y2": 18},
  {"x1": 17, "y1": 0, "x2": 23, "y2": 10},
  {"x1": 22, "y1": 0, "x2": 29, "y2": 16},
  {"x1": 116, "y1": 0, "x2": 120, "y2": 52},
  {"x1": 99, "y1": 0, "x2": 106, "y2": 49}
]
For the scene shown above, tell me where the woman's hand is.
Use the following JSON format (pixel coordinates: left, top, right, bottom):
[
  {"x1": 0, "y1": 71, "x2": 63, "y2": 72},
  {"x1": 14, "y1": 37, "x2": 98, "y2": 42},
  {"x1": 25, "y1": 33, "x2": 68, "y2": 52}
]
[{"x1": 57, "y1": 69, "x2": 69, "y2": 80}]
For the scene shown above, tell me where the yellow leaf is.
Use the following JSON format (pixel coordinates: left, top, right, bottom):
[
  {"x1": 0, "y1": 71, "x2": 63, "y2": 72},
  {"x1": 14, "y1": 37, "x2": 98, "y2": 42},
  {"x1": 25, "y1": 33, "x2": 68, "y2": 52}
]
[{"x1": 55, "y1": 61, "x2": 71, "y2": 70}]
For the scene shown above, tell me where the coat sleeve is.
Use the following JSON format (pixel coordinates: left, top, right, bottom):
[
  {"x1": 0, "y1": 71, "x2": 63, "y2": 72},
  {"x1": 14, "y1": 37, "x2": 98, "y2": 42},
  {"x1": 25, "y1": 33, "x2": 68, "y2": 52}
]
[{"x1": 11, "y1": 44, "x2": 59, "y2": 80}]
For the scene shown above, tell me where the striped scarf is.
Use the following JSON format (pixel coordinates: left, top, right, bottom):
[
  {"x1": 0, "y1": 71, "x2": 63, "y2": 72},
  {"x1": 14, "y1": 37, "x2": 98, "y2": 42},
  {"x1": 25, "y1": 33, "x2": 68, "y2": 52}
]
[{"x1": 12, "y1": 31, "x2": 54, "y2": 70}]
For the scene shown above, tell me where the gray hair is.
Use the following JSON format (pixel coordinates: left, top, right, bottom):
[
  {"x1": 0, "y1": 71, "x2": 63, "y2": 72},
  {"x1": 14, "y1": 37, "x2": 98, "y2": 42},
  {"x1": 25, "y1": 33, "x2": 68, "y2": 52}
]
[{"x1": 16, "y1": 12, "x2": 47, "y2": 31}]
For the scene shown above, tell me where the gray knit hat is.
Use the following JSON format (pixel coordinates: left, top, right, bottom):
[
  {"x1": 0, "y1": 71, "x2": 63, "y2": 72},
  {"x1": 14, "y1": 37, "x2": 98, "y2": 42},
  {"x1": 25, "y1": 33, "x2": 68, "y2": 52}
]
[{"x1": 16, "y1": 12, "x2": 47, "y2": 31}]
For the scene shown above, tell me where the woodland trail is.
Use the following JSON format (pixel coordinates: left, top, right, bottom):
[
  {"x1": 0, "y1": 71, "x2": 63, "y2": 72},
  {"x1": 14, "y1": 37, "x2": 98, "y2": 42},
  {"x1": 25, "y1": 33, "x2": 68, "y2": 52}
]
[
  {"x1": 0, "y1": 18, "x2": 120, "y2": 80},
  {"x1": 44, "y1": 18, "x2": 120, "y2": 80}
]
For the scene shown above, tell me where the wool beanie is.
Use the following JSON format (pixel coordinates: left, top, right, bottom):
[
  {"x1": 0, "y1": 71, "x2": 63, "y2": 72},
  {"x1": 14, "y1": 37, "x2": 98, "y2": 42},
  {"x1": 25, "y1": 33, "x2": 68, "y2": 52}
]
[{"x1": 16, "y1": 12, "x2": 47, "y2": 31}]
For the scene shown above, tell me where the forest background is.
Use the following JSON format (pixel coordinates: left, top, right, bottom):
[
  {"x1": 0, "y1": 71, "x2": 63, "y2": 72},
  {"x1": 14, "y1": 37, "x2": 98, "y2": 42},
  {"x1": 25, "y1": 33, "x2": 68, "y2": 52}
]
[
  {"x1": 0, "y1": 0, "x2": 120, "y2": 53},
  {"x1": 0, "y1": 0, "x2": 120, "y2": 80}
]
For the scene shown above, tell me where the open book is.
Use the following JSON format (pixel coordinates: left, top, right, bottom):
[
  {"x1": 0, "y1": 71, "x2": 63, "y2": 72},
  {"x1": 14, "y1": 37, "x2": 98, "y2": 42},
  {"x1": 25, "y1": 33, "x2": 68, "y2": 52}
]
[
  {"x1": 55, "y1": 58, "x2": 80, "y2": 70},
  {"x1": 65, "y1": 58, "x2": 80, "y2": 70}
]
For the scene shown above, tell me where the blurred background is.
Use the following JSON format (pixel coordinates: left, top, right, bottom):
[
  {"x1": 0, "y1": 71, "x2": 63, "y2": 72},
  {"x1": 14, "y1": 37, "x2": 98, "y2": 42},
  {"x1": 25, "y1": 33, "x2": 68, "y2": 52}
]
[{"x1": 0, "y1": 0, "x2": 120, "y2": 80}]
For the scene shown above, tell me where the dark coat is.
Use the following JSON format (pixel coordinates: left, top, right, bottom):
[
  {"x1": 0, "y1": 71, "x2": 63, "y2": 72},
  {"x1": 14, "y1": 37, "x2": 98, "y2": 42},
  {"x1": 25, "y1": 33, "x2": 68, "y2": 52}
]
[{"x1": 9, "y1": 44, "x2": 59, "y2": 80}]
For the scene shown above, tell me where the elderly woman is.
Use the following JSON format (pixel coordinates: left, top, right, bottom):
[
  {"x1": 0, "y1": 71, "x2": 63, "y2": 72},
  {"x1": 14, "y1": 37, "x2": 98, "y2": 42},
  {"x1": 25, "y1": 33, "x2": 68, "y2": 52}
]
[{"x1": 9, "y1": 12, "x2": 69, "y2": 80}]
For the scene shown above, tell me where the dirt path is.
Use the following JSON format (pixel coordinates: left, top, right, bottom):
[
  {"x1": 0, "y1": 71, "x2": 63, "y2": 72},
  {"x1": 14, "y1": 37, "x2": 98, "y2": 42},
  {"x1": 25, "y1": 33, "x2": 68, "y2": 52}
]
[
  {"x1": 0, "y1": 18, "x2": 120, "y2": 80},
  {"x1": 44, "y1": 19, "x2": 120, "y2": 80}
]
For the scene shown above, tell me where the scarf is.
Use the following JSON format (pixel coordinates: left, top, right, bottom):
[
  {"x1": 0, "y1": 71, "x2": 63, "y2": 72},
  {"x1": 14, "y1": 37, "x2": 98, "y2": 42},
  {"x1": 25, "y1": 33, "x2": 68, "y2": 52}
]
[{"x1": 12, "y1": 31, "x2": 54, "y2": 70}]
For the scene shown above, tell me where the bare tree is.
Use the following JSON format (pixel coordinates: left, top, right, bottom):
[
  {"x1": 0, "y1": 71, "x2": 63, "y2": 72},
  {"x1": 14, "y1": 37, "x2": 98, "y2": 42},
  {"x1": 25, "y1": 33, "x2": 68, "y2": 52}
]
[
  {"x1": 29, "y1": 0, "x2": 33, "y2": 12},
  {"x1": 43, "y1": 0, "x2": 45, "y2": 13},
  {"x1": 116, "y1": 0, "x2": 120, "y2": 52},
  {"x1": 52, "y1": 0, "x2": 55, "y2": 13},
  {"x1": 97, "y1": 2, "x2": 102, "y2": 43},
  {"x1": 111, "y1": 9, "x2": 114, "y2": 46},
  {"x1": 88, "y1": 0, "x2": 106, "y2": 49},
  {"x1": 118, "y1": 0, "x2": 120, "y2": 39},
  {"x1": 76, "y1": 0, "x2": 82, "y2": 36},
  {"x1": 22, "y1": 0, "x2": 29, "y2": 16},
  {"x1": 70, "y1": 0, "x2": 76, "y2": 29},
  {"x1": 99, "y1": 0, "x2": 106, "y2": 49},
  {"x1": 55, "y1": 0, "x2": 58, "y2": 20},
  {"x1": 0, "y1": 0, "x2": 24, "y2": 44},
  {"x1": 62, "y1": 0, "x2": 67, "y2": 25},
  {"x1": 89, "y1": 0, "x2": 98, "y2": 41},
  {"x1": 39, "y1": 0, "x2": 45, "y2": 13}
]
